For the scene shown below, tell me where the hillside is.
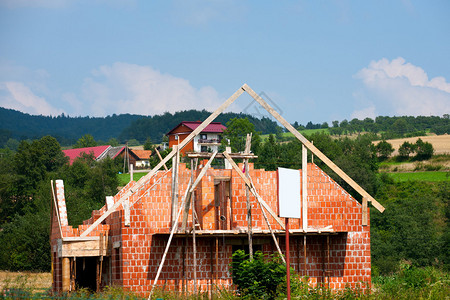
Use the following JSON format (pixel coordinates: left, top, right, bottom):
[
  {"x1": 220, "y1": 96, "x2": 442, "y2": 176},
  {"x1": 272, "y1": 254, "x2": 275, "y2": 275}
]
[
  {"x1": 0, "y1": 107, "x2": 282, "y2": 146},
  {"x1": 0, "y1": 107, "x2": 142, "y2": 146}
]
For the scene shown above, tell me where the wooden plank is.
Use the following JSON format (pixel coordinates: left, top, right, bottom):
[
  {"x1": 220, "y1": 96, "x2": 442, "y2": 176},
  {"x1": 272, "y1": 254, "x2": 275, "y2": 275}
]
[
  {"x1": 242, "y1": 84, "x2": 385, "y2": 213},
  {"x1": 171, "y1": 146, "x2": 179, "y2": 228},
  {"x1": 181, "y1": 158, "x2": 195, "y2": 232},
  {"x1": 186, "y1": 152, "x2": 258, "y2": 159},
  {"x1": 155, "y1": 148, "x2": 168, "y2": 171},
  {"x1": 223, "y1": 151, "x2": 285, "y2": 229},
  {"x1": 362, "y1": 197, "x2": 368, "y2": 226},
  {"x1": 244, "y1": 133, "x2": 252, "y2": 154},
  {"x1": 60, "y1": 239, "x2": 109, "y2": 257},
  {"x1": 189, "y1": 151, "x2": 218, "y2": 193}
]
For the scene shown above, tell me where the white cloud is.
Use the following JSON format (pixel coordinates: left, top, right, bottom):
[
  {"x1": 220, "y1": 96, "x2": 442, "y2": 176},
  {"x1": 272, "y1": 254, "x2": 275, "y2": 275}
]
[
  {"x1": 351, "y1": 105, "x2": 376, "y2": 120},
  {"x1": 80, "y1": 62, "x2": 223, "y2": 116},
  {"x1": 0, "y1": 81, "x2": 63, "y2": 116},
  {"x1": 354, "y1": 57, "x2": 450, "y2": 117}
]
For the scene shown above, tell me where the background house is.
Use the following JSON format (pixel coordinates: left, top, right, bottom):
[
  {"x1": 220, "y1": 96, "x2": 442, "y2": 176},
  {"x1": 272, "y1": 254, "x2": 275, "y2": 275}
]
[
  {"x1": 63, "y1": 145, "x2": 113, "y2": 165},
  {"x1": 166, "y1": 121, "x2": 226, "y2": 154}
]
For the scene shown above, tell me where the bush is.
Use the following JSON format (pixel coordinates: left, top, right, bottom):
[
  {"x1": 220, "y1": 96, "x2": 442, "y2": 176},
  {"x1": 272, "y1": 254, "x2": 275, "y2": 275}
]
[
  {"x1": 231, "y1": 250, "x2": 286, "y2": 299},
  {"x1": 415, "y1": 138, "x2": 434, "y2": 160}
]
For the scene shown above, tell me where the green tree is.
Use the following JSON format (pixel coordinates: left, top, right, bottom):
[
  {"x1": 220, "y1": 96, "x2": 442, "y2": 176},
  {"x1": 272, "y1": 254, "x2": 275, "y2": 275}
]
[
  {"x1": 221, "y1": 118, "x2": 261, "y2": 153},
  {"x1": 415, "y1": 138, "x2": 434, "y2": 160},
  {"x1": 5, "y1": 138, "x2": 20, "y2": 151},
  {"x1": 372, "y1": 181, "x2": 447, "y2": 274},
  {"x1": 107, "y1": 138, "x2": 119, "y2": 147},
  {"x1": 257, "y1": 134, "x2": 280, "y2": 171},
  {"x1": 73, "y1": 134, "x2": 97, "y2": 148},
  {"x1": 127, "y1": 139, "x2": 140, "y2": 147},
  {"x1": 398, "y1": 141, "x2": 416, "y2": 160},
  {"x1": 143, "y1": 137, "x2": 154, "y2": 151},
  {"x1": 376, "y1": 140, "x2": 394, "y2": 160},
  {"x1": 392, "y1": 118, "x2": 409, "y2": 136}
]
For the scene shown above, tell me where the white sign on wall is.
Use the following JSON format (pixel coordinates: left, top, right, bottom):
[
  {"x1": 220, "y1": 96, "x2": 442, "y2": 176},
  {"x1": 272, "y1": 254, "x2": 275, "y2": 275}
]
[{"x1": 278, "y1": 167, "x2": 301, "y2": 219}]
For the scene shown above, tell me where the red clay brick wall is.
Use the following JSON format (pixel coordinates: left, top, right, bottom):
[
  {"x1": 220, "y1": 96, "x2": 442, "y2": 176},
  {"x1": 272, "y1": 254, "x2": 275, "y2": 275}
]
[{"x1": 51, "y1": 162, "x2": 371, "y2": 295}]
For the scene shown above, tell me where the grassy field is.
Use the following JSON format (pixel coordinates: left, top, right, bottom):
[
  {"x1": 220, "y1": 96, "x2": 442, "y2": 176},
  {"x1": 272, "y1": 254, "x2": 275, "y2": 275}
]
[
  {"x1": 377, "y1": 134, "x2": 450, "y2": 155},
  {"x1": 261, "y1": 128, "x2": 329, "y2": 141},
  {"x1": 387, "y1": 171, "x2": 449, "y2": 182},
  {"x1": 1, "y1": 268, "x2": 449, "y2": 299},
  {"x1": 117, "y1": 172, "x2": 148, "y2": 185},
  {"x1": 0, "y1": 271, "x2": 51, "y2": 293}
]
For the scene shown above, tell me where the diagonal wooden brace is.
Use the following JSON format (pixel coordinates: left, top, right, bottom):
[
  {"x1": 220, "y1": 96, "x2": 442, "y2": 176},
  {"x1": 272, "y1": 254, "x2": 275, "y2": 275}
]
[{"x1": 223, "y1": 151, "x2": 285, "y2": 230}]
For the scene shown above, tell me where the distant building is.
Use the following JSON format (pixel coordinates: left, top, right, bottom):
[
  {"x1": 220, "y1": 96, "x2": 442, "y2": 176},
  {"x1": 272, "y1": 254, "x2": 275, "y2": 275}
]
[
  {"x1": 166, "y1": 121, "x2": 226, "y2": 154},
  {"x1": 63, "y1": 145, "x2": 114, "y2": 165},
  {"x1": 63, "y1": 146, "x2": 151, "y2": 169},
  {"x1": 130, "y1": 149, "x2": 152, "y2": 168}
]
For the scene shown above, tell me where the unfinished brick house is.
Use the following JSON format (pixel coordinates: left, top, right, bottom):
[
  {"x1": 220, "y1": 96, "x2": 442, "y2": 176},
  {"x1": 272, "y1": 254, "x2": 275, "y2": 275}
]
[{"x1": 50, "y1": 84, "x2": 384, "y2": 297}]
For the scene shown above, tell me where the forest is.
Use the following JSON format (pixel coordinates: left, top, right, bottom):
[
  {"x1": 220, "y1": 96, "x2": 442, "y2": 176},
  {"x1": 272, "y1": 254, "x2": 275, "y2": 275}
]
[{"x1": 1, "y1": 106, "x2": 448, "y2": 149}]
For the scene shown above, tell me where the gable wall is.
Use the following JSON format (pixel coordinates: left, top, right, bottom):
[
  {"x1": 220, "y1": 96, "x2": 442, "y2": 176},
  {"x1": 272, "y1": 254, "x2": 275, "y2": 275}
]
[{"x1": 50, "y1": 162, "x2": 371, "y2": 296}]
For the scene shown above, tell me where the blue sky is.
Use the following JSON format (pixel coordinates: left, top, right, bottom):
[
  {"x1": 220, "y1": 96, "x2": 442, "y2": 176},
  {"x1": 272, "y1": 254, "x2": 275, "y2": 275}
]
[{"x1": 0, "y1": 0, "x2": 449, "y2": 124}]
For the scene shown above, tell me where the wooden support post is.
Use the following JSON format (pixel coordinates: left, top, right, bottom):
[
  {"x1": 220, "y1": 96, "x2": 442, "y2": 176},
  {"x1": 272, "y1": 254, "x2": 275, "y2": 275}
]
[
  {"x1": 62, "y1": 257, "x2": 70, "y2": 292},
  {"x1": 223, "y1": 151, "x2": 285, "y2": 229},
  {"x1": 302, "y1": 145, "x2": 308, "y2": 230},
  {"x1": 245, "y1": 133, "x2": 253, "y2": 259},
  {"x1": 303, "y1": 236, "x2": 307, "y2": 277},
  {"x1": 98, "y1": 233, "x2": 104, "y2": 291},
  {"x1": 362, "y1": 197, "x2": 368, "y2": 226},
  {"x1": 245, "y1": 160, "x2": 253, "y2": 260},
  {"x1": 181, "y1": 158, "x2": 195, "y2": 231},
  {"x1": 327, "y1": 235, "x2": 330, "y2": 288},
  {"x1": 215, "y1": 237, "x2": 219, "y2": 291},
  {"x1": 183, "y1": 237, "x2": 187, "y2": 294},
  {"x1": 192, "y1": 200, "x2": 197, "y2": 294},
  {"x1": 155, "y1": 148, "x2": 168, "y2": 171},
  {"x1": 171, "y1": 146, "x2": 180, "y2": 228}
]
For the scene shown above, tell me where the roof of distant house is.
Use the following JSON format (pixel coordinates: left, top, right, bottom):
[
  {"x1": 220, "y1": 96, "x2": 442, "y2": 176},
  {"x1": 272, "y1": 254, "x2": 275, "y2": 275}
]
[
  {"x1": 104, "y1": 146, "x2": 126, "y2": 160},
  {"x1": 167, "y1": 121, "x2": 227, "y2": 135},
  {"x1": 63, "y1": 145, "x2": 111, "y2": 165},
  {"x1": 131, "y1": 149, "x2": 152, "y2": 160}
]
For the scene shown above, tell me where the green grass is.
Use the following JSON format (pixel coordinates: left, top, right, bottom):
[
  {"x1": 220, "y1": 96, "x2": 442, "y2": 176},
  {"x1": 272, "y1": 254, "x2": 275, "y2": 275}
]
[
  {"x1": 261, "y1": 128, "x2": 329, "y2": 141},
  {"x1": 117, "y1": 172, "x2": 148, "y2": 185},
  {"x1": 388, "y1": 171, "x2": 450, "y2": 182}
]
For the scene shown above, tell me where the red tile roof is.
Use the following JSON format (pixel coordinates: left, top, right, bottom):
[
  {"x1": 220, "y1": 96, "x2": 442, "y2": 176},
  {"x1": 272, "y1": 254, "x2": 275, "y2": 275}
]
[
  {"x1": 130, "y1": 149, "x2": 152, "y2": 160},
  {"x1": 167, "y1": 121, "x2": 226, "y2": 135},
  {"x1": 63, "y1": 145, "x2": 111, "y2": 165}
]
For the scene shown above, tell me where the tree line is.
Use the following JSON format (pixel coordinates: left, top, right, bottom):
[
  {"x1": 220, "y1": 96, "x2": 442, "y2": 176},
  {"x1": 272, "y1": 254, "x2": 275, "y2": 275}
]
[
  {"x1": 0, "y1": 136, "x2": 120, "y2": 271},
  {"x1": 0, "y1": 117, "x2": 448, "y2": 275},
  {"x1": 294, "y1": 115, "x2": 449, "y2": 139},
  {"x1": 1, "y1": 106, "x2": 448, "y2": 150}
]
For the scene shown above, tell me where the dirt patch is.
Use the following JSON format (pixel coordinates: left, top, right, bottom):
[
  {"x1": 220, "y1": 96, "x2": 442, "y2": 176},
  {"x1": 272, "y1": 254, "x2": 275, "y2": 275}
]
[
  {"x1": 0, "y1": 271, "x2": 51, "y2": 292},
  {"x1": 376, "y1": 134, "x2": 450, "y2": 155}
]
